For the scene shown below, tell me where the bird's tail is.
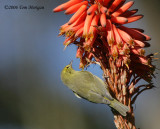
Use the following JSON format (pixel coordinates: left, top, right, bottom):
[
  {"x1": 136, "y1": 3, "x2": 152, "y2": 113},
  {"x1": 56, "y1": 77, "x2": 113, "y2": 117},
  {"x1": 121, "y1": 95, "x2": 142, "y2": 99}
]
[{"x1": 109, "y1": 99, "x2": 129, "y2": 116}]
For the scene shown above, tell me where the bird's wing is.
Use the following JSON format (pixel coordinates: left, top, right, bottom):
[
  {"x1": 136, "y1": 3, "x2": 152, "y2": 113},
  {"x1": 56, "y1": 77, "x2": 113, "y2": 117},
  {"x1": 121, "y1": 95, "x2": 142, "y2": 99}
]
[
  {"x1": 92, "y1": 75, "x2": 113, "y2": 100},
  {"x1": 71, "y1": 71, "x2": 94, "y2": 91},
  {"x1": 69, "y1": 71, "x2": 97, "y2": 98},
  {"x1": 72, "y1": 71, "x2": 113, "y2": 101}
]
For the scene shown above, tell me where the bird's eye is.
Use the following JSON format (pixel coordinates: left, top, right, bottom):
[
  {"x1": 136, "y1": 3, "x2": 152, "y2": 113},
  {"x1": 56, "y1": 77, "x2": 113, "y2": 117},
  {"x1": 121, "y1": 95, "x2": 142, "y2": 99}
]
[{"x1": 66, "y1": 66, "x2": 70, "y2": 69}]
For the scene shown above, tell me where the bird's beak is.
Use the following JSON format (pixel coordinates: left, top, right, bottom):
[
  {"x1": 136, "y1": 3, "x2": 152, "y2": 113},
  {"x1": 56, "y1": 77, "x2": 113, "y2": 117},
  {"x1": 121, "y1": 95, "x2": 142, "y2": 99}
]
[{"x1": 69, "y1": 60, "x2": 73, "y2": 67}]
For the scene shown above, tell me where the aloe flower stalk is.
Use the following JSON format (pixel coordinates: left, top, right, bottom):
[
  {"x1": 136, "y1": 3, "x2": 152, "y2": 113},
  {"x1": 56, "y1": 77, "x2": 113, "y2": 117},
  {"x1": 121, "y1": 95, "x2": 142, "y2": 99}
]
[{"x1": 53, "y1": 0, "x2": 155, "y2": 128}]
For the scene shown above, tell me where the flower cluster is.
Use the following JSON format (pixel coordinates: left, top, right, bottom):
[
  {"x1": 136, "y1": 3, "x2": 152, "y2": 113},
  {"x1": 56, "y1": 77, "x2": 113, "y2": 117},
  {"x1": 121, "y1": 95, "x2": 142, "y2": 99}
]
[{"x1": 54, "y1": 0, "x2": 154, "y2": 82}]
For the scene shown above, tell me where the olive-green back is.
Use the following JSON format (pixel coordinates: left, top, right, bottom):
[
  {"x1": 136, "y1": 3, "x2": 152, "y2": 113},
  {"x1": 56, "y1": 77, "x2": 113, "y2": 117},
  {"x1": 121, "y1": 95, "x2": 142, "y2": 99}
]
[{"x1": 66, "y1": 70, "x2": 113, "y2": 101}]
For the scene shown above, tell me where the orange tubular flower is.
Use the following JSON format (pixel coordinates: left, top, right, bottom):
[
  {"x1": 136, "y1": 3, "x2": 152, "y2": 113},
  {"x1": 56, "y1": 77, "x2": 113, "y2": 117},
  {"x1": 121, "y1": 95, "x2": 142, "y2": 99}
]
[
  {"x1": 53, "y1": 0, "x2": 154, "y2": 80},
  {"x1": 83, "y1": 12, "x2": 95, "y2": 40},
  {"x1": 65, "y1": 1, "x2": 88, "y2": 15},
  {"x1": 111, "y1": 1, "x2": 134, "y2": 17},
  {"x1": 87, "y1": 4, "x2": 98, "y2": 15},
  {"x1": 53, "y1": 0, "x2": 83, "y2": 12},
  {"x1": 68, "y1": 5, "x2": 87, "y2": 25},
  {"x1": 53, "y1": 0, "x2": 150, "y2": 43},
  {"x1": 53, "y1": 1, "x2": 155, "y2": 127},
  {"x1": 100, "y1": 6, "x2": 108, "y2": 14},
  {"x1": 89, "y1": 14, "x2": 100, "y2": 40},
  {"x1": 100, "y1": 13, "x2": 107, "y2": 27}
]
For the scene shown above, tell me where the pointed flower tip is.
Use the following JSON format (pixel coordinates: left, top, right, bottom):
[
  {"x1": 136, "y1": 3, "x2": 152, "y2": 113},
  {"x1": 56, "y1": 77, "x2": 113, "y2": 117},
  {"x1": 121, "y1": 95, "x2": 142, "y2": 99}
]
[
  {"x1": 87, "y1": 4, "x2": 98, "y2": 15},
  {"x1": 68, "y1": 22, "x2": 72, "y2": 25},
  {"x1": 53, "y1": 8, "x2": 59, "y2": 13}
]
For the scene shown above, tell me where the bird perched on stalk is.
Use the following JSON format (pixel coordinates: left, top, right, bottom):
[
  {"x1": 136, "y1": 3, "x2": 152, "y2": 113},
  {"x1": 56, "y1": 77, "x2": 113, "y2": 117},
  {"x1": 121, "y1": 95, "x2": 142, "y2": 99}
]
[{"x1": 61, "y1": 61, "x2": 129, "y2": 116}]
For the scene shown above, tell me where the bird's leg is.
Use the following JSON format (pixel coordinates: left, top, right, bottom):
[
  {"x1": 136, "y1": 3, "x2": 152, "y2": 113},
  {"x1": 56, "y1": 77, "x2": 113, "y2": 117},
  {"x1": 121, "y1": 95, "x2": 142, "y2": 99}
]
[
  {"x1": 103, "y1": 73, "x2": 109, "y2": 79},
  {"x1": 85, "y1": 57, "x2": 101, "y2": 67}
]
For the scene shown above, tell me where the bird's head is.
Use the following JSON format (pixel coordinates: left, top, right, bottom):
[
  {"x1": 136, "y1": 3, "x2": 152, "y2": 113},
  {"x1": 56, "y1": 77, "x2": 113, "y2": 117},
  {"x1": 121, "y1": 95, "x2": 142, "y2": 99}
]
[{"x1": 62, "y1": 61, "x2": 74, "y2": 74}]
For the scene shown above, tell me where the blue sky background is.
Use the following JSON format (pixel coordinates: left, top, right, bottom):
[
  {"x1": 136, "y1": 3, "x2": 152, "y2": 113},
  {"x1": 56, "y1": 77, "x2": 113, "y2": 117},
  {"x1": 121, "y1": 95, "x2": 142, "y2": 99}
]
[{"x1": 0, "y1": 0, "x2": 160, "y2": 129}]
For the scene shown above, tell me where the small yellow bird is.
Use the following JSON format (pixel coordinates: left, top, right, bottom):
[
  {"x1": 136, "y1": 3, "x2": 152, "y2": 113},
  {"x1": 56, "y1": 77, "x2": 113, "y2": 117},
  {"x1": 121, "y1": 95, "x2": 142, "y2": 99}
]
[{"x1": 61, "y1": 62, "x2": 129, "y2": 116}]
